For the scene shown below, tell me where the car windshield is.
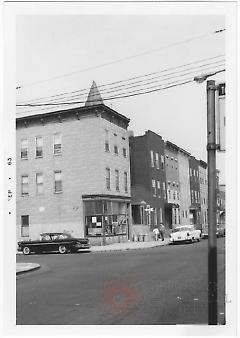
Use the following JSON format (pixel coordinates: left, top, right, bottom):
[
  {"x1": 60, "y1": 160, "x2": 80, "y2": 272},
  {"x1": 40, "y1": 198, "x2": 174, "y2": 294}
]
[
  {"x1": 173, "y1": 227, "x2": 192, "y2": 232},
  {"x1": 53, "y1": 233, "x2": 72, "y2": 240},
  {"x1": 40, "y1": 233, "x2": 72, "y2": 241}
]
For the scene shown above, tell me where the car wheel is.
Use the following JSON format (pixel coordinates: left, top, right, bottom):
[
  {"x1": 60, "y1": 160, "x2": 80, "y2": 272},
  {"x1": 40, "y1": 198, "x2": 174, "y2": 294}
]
[
  {"x1": 23, "y1": 246, "x2": 31, "y2": 255},
  {"x1": 191, "y1": 237, "x2": 195, "y2": 243},
  {"x1": 59, "y1": 245, "x2": 67, "y2": 254},
  {"x1": 197, "y1": 237, "x2": 201, "y2": 242}
]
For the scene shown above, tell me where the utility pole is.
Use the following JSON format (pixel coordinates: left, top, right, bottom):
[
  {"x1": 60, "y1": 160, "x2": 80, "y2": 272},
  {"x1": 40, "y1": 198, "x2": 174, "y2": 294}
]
[{"x1": 206, "y1": 80, "x2": 218, "y2": 325}]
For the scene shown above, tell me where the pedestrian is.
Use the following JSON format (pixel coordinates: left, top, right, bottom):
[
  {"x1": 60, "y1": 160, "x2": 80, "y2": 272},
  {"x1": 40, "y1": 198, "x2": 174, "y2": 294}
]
[
  {"x1": 159, "y1": 223, "x2": 165, "y2": 241},
  {"x1": 152, "y1": 227, "x2": 160, "y2": 241}
]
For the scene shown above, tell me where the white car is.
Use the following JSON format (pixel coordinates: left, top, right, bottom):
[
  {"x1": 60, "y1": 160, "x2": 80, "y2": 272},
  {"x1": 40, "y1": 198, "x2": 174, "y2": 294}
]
[{"x1": 169, "y1": 225, "x2": 201, "y2": 244}]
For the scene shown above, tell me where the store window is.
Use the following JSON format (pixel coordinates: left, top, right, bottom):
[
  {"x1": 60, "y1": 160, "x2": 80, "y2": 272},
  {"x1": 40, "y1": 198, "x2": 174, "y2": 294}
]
[
  {"x1": 35, "y1": 136, "x2": 43, "y2": 157},
  {"x1": 21, "y1": 139, "x2": 28, "y2": 159},
  {"x1": 84, "y1": 200, "x2": 128, "y2": 237},
  {"x1": 21, "y1": 215, "x2": 29, "y2": 237}
]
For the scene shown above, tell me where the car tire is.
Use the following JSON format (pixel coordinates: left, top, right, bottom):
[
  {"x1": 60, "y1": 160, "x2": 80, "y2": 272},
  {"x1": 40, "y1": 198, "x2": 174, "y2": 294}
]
[
  {"x1": 59, "y1": 245, "x2": 67, "y2": 254},
  {"x1": 23, "y1": 246, "x2": 31, "y2": 255}
]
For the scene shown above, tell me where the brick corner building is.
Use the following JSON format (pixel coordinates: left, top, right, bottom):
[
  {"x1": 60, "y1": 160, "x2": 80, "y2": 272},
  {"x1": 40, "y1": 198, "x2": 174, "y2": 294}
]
[{"x1": 16, "y1": 81, "x2": 132, "y2": 245}]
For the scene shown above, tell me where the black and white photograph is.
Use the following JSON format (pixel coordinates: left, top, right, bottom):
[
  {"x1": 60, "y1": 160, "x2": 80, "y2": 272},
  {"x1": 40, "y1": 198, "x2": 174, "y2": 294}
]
[{"x1": 1, "y1": 1, "x2": 238, "y2": 336}]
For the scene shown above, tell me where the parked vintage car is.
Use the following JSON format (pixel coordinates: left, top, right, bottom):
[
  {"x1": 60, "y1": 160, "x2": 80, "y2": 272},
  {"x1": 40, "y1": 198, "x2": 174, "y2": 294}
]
[
  {"x1": 18, "y1": 232, "x2": 90, "y2": 255},
  {"x1": 202, "y1": 224, "x2": 225, "y2": 238},
  {"x1": 169, "y1": 225, "x2": 201, "y2": 244},
  {"x1": 216, "y1": 224, "x2": 225, "y2": 238},
  {"x1": 202, "y1": 224, "x2": 209, "y2": 239}
]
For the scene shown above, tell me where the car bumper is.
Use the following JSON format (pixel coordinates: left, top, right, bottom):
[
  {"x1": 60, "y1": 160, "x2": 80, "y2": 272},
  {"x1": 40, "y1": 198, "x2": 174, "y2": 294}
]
[
  {"x1": 74, "y1": 244, "x2": 90, "y2": 249},
  {"x1": 170, "y1": 237, "x2": 191, "y2": 243}
]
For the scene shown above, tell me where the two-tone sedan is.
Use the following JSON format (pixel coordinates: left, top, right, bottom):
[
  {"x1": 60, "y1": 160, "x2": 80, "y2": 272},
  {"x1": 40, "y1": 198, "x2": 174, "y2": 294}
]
[
  {"x1": 18, "y1": 232, "x2": 90, "y2": 255},
  {"x1": 169, "y1": 225, "x2": 201, "y2": 244}
]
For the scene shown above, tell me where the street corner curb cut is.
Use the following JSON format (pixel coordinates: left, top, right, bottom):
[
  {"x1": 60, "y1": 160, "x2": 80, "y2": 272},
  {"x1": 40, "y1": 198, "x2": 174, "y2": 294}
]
[{"x1": 16, "y1": 263, "x2": 41, "y2": 275}]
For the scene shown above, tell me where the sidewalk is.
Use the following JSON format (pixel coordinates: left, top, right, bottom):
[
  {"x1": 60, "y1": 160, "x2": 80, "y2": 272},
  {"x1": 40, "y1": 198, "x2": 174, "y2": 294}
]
[
  {"x1": 16, "y1": 263, "x2": 40, "y2": 275},
  {"x1": 16, "y1": 238, "x2": 170, "y2": 255},
  {"x1": 91, "y1": 238, "x2": 170, "y2": 252}
]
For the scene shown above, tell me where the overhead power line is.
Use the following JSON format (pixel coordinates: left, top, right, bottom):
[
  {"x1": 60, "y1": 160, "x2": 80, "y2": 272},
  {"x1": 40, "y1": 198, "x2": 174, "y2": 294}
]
[
  {"x1": 16, "y1": 69, "x2": 225, "y2": 110},
  {"x1": 16, "y1": 28, "x2": 225, "y2": 90},
  {"x1": 17, "y1": 61, "x2": 225, "y2": 107},
  {"x1": 17, "y1": 54, "x2": 225, "y2": 105}
]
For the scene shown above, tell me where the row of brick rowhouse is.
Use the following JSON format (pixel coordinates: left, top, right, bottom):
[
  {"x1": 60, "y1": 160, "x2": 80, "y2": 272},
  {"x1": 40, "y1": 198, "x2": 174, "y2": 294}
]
[{"x1": 16, "y1": 81, "x2": 225, "y2": 245}]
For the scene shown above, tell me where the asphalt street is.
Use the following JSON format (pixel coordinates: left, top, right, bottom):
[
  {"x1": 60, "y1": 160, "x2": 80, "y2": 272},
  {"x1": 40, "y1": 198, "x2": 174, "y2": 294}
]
[{"x1": 16, "y1": 238, "x2": 225, "y2": 325}]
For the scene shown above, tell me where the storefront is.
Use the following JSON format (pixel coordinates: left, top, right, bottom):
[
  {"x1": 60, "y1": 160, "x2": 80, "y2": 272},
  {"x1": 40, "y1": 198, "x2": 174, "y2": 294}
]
[{"x1": 83, "y1": 195, "x2": 131, "y2": 245}]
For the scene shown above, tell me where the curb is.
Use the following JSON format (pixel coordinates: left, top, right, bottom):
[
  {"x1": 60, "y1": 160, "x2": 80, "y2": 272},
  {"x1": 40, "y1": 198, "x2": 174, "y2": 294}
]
[
  {"x1": 16, "y1": 263, "x2": 41, "y2": 275},
  {"x1": 91, "y1": 240, "x2": 170, "y2": 253}
]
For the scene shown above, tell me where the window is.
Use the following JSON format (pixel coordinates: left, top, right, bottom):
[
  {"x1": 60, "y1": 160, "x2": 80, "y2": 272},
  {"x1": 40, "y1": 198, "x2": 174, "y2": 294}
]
[
  {"x1": 124, "y1": 172, "x2": 128, "y2": 193},
  {"x1": 21, "y1": 139, "x2": 28, "y2": 159},
  {"x1": 160, "y1": 155, "x2": 164, "y2": 169},
  {"x1": 182, "y1": 210, "x2": 184, "y2": 218},
  {"x1": 159, "y1": 208, "x2": 163, "y2": 223},
  {"x1": 105, "y1": 130, "x2": 110, "y2": 152},
  {"x1": 163, "y1": 182, "x2": 166, "y2": 198},
  {"x1": 21, "y1": 175, "x2": 29, "y2": 196},
  {"x1": 54, "y1": 170, "x2": 62, "y2": 193},
  {"x1": 36, "y1": 173, "x2": 43, "y2": 195},
  {"x1": 114, "y1": 145, "x2": 118, "y2": 155},
  {"x1": 167, "y1": 190, "x2": 171, "y2": 200},
  {"x1": 153, "y1": 208, "x2": 157, "y2": 225},
  {"x1": 35, "y1": 136, "x2": 43, "y2": 157},
  {"x1": 190, "y1": 168, "x2": 192, "y2": 176},
  {"x1": 123, "y1": 147, "x2": 127, "y2": 158},
  {"x1": 21, "y1": 215, "x2": 29, "y2": 237},
  {"x1": 191, "y1": 190, "x2": 194, "y2": 202},
  {"x1": 155, "y1": 153, "x2": 159, "y2": 169},
  {"x1": 185, "y1": 210, "x2": 188, "y2": 218},
  {"x1": 173, "y1": 191, "x2": 176, "y2": 200},
  {"x1": 152, "y1": 179, "x2": 156, "y2": 196},
  {"x1": 150, "y1": 150, "x2": 154, "y2": 167},
  {"x1": 53, "y1": 133, "x2": 62, "y2": 155},
  {"x1": 177, "y1": 192, "x2": 179, "y2": 200},
  {"x1": 157, "y1": 180, "x2": 161, "y2": 197},
  {"x1": 195, "y1": 191, "x2": 198, "y2": 203},
  {"x1": 106, "y1": 168, "x2": 111, "y2": 190},
  {"x1": 115, "y1": 169, "x2": 120, "y2": 191}
]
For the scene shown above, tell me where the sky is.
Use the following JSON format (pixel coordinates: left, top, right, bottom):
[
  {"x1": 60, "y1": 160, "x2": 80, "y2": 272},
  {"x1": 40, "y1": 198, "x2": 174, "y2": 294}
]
[{"x1": 16, "y1": 15, "x2": 225, "y2": 183}]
